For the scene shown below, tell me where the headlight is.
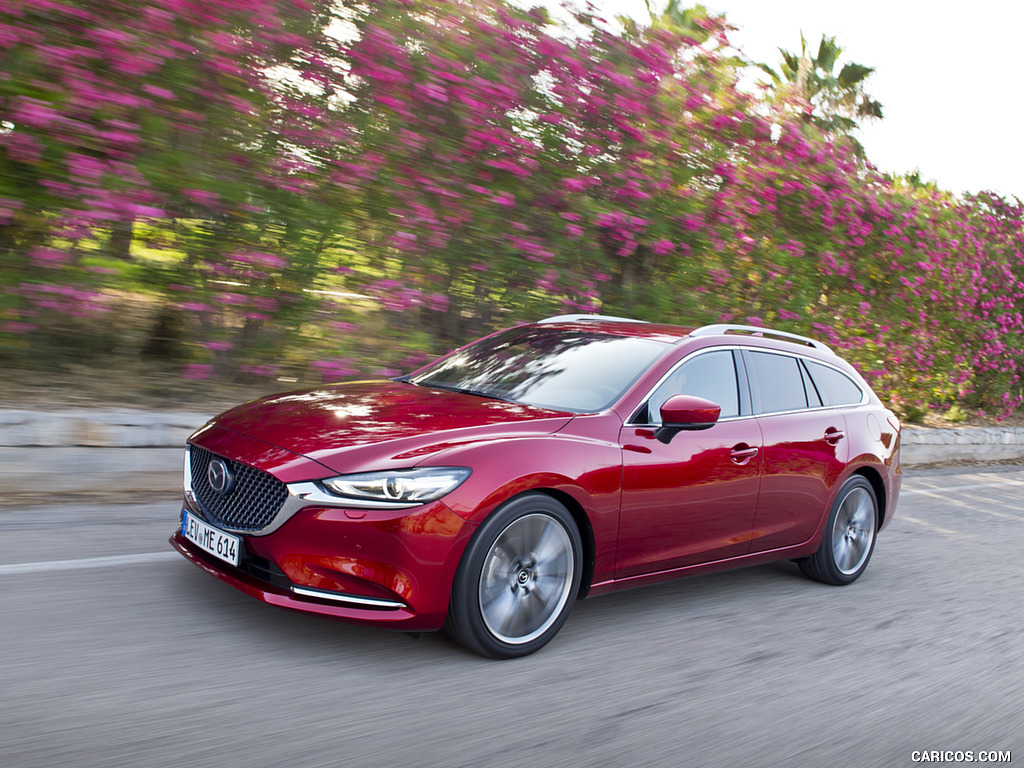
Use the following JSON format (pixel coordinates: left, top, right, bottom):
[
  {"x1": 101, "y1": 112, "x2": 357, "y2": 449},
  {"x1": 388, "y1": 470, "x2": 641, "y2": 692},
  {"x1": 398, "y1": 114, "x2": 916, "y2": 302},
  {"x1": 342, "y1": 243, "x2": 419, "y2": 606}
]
[{"x1": 321, "y1": 467, "x2": 471, "y2": 504}]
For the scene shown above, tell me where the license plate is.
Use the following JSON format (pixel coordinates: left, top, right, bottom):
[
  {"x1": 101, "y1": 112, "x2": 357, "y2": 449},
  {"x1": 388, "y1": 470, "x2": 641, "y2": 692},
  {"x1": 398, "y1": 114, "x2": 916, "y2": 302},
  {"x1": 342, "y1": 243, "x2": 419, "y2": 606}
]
[{"x1": 182, "y1": 511, "x2": 240, "y2": 567}]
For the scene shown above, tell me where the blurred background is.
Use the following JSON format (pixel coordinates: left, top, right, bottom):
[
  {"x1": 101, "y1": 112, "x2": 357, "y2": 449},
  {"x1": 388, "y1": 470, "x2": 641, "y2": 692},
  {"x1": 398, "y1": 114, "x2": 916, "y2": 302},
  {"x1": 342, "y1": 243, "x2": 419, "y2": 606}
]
[{"x1": 1, "y1": 0, "x2": 1021, "y2": 421}]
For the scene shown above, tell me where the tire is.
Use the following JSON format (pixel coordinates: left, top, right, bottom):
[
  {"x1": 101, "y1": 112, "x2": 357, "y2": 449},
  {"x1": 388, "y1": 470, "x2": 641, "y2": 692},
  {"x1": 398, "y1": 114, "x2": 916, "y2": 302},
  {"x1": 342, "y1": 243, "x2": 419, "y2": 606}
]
[
  {"x1": 446, "y1": 493, "x2": 582, "y2": 659},
  {"x1": 799, "y1": 476, "x2": 878, "y2": 586}
]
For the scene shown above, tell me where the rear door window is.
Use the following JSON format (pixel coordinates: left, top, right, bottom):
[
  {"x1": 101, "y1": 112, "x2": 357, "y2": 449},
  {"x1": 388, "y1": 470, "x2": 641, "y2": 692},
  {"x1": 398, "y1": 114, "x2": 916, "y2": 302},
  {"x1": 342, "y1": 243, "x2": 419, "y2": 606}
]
[{"x1": 746, "y1": 351, "x2": 807, "y2": 414}]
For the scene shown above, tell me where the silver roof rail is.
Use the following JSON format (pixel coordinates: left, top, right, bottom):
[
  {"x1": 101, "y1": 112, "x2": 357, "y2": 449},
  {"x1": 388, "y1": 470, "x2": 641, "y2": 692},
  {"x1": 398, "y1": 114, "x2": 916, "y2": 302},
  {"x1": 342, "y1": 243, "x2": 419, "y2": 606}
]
[
  {"x1": 537, "y1": 314, "x2": 648, "y2": 324},
  {"x1": 690, "y1": 324, "x2": 832, "y2": 353}
]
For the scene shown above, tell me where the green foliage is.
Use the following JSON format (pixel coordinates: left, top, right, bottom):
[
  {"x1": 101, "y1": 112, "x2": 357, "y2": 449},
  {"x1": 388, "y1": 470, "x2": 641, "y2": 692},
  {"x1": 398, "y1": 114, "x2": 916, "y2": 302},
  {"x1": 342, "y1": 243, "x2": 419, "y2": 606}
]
[{"x1": 944, "y1": 405, "x2": 968, "y2": 423}]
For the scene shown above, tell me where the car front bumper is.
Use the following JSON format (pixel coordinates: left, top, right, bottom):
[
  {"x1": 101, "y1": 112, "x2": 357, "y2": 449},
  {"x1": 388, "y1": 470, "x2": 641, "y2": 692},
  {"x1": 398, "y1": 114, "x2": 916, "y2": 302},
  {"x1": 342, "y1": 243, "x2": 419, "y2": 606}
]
[{"x1": 171, "y1": 497, "x2": 478, "y2": 631}]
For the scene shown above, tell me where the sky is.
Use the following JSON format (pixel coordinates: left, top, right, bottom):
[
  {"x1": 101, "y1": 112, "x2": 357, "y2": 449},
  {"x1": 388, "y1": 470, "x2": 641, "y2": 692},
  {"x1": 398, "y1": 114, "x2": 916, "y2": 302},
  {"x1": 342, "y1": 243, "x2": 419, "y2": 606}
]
[{"x1": 550, "y1": 0, "x2": 1023, "y2": 199}]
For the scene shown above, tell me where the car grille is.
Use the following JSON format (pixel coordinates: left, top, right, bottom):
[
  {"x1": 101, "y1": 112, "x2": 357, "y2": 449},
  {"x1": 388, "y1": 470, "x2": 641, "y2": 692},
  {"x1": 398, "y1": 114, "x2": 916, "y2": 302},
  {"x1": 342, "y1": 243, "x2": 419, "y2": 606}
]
[{"x1": 189, "y1": 445, "x2": 289, "y2": 532}]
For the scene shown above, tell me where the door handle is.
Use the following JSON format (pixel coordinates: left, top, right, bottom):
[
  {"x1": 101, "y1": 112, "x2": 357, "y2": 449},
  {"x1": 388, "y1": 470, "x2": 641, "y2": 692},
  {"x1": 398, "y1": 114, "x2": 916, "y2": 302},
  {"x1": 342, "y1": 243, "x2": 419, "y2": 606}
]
[
  {"x1": 824, "y1": 428, "x2": 845, "y2": 444},
  {"x1": 730, "y1": 445, "x2": 759, "y2": 464}
]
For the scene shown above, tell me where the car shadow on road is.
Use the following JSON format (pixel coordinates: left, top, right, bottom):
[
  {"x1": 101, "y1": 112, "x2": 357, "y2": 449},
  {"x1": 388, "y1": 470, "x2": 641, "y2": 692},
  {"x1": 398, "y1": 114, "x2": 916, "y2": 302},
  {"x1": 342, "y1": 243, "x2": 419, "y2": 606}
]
[
  {"x1": 169, "y1": 555, "x2": 818, "y2": 662},
  {"x1": 169, "y1": 557, "x2": 473, "y2": 660}
]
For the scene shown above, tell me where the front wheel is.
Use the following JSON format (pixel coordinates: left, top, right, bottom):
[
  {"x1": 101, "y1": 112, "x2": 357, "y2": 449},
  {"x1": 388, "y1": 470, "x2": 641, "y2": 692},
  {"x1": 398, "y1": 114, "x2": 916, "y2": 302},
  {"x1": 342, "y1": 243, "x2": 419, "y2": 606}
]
[
  {"x1": 799, "y1": 476, "x2": 878, "y2": 585},
  {"x1": 446, "y1": 493, "x2": 582, "y2": 659}
]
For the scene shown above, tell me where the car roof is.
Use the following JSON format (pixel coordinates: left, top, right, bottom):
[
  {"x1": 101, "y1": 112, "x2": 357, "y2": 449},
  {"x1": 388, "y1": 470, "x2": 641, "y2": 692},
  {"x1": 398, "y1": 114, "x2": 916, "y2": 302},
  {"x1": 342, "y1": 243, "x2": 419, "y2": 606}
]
[{"x1": 532, "y1": 315, "x2": 834, "y2": 355}]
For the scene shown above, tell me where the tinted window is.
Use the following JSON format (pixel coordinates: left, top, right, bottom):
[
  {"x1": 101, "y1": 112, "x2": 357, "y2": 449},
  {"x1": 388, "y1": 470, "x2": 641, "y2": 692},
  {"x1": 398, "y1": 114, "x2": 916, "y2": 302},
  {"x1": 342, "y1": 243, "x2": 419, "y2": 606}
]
[
  {"x1": 800, "y1": 361, "x2": 823, "y2": 407},
  {"x1": 806, "y1": 361, "x2": 864, "y2": 406},
  {"x1": 411, "y1": 327, "x2": 669, "y2": 413},
  {"x1": 645, "y1": 350, "x2": 740, "y2": 423},
  {"x1": 747, "y1": 351, "x2": 807, "y2": 414}
]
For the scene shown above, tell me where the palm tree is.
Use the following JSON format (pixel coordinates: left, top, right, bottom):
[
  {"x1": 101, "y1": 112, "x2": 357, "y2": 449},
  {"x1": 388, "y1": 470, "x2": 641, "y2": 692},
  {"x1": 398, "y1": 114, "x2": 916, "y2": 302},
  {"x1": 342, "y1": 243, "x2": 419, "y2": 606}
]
[{"x1": 759, "y1": 34, "x2": 883, "y2": 143}]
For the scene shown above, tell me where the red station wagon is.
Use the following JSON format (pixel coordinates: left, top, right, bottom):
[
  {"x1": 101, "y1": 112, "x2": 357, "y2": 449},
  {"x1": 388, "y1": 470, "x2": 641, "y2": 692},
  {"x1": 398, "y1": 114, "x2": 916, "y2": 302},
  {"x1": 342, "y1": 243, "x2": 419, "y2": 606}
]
[{"x1": 171, "y1": 316, "x2": 902, "y2": 658}]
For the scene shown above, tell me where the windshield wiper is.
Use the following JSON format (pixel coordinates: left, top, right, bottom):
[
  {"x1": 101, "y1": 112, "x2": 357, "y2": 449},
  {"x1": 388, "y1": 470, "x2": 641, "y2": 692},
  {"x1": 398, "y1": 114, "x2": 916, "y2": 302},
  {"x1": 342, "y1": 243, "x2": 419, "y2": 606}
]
[{"x1": 415, "y1": 381, "x2": 513, "y2": 402}]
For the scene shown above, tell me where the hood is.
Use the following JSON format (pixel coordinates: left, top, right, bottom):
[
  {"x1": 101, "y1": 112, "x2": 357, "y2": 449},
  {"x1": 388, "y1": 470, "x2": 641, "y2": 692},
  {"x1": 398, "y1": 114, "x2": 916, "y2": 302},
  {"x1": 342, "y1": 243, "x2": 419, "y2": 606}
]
[{"x1": 210, "y1": 380, "x2": 574, "y2": 474}]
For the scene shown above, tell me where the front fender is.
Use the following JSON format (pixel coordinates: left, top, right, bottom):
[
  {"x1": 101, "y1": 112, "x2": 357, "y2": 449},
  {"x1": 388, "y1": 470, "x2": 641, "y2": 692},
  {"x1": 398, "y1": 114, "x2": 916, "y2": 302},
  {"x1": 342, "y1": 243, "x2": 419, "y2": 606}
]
[{"x1": 418, "y1": 427, "x2": 623, "y2": 586}]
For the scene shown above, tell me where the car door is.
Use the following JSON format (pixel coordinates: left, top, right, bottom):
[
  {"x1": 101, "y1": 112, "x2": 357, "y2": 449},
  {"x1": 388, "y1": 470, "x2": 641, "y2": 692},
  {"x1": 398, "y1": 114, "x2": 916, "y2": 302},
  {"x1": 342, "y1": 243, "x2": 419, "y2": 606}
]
[
  {"x1": 615, "y1": 349, "x2": 763, "y2": 579},
  {"x1": 744, "y1": 350, "x2": 851, "y2": 553}
]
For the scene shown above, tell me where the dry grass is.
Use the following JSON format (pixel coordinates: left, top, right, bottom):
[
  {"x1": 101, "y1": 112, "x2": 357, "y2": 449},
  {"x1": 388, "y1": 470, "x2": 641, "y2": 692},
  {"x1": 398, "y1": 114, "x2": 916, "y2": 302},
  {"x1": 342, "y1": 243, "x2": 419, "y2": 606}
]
[{"x1": 0, "y1": 362, "x2": 296, "y2": 413}]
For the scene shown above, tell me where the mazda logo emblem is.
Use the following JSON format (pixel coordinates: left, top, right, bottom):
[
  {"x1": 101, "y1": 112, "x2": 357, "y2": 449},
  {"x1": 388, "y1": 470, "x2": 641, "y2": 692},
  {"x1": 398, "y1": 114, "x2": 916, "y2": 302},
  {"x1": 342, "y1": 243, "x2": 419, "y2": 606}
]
[{"x1": 207, "y1": 458, "x2": 235, "y2": 495}]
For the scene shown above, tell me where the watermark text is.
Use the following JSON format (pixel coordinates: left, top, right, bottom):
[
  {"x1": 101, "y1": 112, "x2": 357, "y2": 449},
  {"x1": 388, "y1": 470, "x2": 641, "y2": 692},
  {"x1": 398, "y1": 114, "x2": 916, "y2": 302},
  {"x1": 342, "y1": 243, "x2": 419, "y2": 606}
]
[{"x1": 912, "y1": 751, "x2": 1011, "y2": 763}]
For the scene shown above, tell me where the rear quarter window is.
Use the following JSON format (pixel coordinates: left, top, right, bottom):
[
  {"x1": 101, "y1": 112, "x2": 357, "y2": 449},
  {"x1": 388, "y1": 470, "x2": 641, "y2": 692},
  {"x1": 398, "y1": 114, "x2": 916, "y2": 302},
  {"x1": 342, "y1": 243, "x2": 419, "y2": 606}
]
[{"x1": 806, "y1": 361, "x2": 864, "y2": 406}]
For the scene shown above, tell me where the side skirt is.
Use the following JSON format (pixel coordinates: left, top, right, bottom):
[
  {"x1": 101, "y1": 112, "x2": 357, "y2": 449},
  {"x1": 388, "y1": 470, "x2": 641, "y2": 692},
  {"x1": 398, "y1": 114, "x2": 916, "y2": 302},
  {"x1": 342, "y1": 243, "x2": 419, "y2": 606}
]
[{"x1": 585, "y1": 539, "x2": 823, "y2": 597}]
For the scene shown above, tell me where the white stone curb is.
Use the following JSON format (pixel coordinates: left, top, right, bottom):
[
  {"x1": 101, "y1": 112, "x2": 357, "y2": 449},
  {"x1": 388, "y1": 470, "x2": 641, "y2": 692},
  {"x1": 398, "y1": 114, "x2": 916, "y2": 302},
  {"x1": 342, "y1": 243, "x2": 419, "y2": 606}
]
[
  {"x1": 900, "y1": 426, "x2": 1024, "y2": 464},
  {"x1": 0, "y1": 409, "x2": 210, "y2": 448}
]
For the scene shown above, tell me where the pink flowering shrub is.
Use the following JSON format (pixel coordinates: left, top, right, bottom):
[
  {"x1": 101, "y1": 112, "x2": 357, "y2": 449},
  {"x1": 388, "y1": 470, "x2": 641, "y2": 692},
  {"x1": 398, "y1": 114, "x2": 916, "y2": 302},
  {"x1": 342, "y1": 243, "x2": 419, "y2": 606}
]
[
  {"x1": 0, "y1": 0, "x2": 347, "y2": 376},
  {"x1": 0, "y1": 0, "x2": 1020, "y2": 416},
  {"x1": 692, "y1": 122, "x2": 1024, "y2": 416}
]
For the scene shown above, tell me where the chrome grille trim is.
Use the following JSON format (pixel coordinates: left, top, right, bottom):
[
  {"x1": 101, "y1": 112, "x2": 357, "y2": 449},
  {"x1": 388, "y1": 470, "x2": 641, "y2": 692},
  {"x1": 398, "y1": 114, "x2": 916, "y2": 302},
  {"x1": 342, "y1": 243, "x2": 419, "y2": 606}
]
[{"x1": 188, "y1": 445, "x2": 289, "y2": 533}]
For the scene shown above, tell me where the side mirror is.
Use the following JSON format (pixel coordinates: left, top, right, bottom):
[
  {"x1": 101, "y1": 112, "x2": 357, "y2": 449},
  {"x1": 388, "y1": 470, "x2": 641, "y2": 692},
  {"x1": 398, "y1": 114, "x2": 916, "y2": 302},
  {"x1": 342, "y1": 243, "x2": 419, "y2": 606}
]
[{"x1": 655, "y1": 395, "x2": 721, "y2": 444}]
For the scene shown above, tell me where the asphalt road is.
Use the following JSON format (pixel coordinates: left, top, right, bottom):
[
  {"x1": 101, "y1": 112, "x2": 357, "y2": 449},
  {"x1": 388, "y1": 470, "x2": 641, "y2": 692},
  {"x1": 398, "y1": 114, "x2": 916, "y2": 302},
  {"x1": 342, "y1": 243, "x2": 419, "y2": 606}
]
[{"x1": 1, "y1": 467, "x2": 1021, "y2": 768}]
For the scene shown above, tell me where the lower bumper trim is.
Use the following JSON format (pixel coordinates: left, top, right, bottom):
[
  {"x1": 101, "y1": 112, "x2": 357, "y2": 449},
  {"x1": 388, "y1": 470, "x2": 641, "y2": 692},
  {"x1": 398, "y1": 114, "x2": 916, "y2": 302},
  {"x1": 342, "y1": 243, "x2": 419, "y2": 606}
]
[{"x1": 291, "y1": 585, "x2": 407, "y2": 610}]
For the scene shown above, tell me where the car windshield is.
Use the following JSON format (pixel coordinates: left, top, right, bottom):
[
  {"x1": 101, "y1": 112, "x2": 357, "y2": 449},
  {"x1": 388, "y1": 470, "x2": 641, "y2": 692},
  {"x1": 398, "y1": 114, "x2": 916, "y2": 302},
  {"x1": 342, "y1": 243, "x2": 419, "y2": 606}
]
[{"x1": 409, "y1": 327, "x2": 670, "y2": 413}]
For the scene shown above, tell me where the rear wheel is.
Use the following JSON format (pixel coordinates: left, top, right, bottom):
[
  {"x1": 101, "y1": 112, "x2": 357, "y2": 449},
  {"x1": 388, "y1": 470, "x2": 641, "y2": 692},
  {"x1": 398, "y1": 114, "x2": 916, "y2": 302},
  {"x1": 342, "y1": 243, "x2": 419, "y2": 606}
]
[
  {"x1": 446, "y1": 493, "x2": 582, "y2": 659},
  {"x1": 799, "y1": 476, "x2": 878, "y2": 585}
]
